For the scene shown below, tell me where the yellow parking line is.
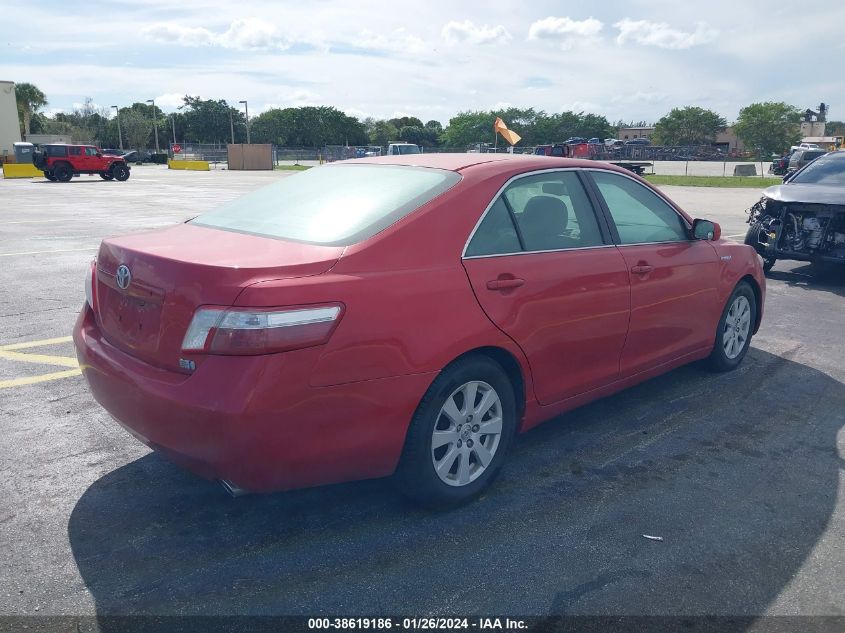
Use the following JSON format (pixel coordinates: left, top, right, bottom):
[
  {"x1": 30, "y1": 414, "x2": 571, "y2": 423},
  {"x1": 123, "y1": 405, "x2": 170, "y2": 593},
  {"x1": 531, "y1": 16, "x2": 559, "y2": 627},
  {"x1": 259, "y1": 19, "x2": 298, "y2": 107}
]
[
  {"x1": 0, "y1": 349, "x2": 78, "y2": 368},
  {"x1": 0, "y1": 369, "x2": 81, "y2": 389},
  {"x1": 0, "y1": 336, "x2": 73, "y2": 351},
  {"x1": 0, "y1": 247, "x2": 98, "y2": 257}
]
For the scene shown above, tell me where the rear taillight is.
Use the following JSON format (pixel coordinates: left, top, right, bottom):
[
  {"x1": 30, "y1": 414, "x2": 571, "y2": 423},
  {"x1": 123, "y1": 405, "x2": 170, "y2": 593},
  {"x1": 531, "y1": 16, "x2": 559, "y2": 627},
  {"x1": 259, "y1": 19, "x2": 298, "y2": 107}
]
[
  {"x1": 181, "y1": 304, "x2": 343, "y2": 355},
  {"x1": 84, "y1": 260, "x2": 97, "y2": 310}
]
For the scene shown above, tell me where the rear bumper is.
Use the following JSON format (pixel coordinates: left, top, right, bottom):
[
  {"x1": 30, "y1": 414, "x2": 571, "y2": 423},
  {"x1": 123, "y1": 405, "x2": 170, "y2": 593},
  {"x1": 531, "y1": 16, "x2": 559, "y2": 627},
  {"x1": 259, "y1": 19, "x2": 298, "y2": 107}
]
[{"x1": 73, "y1": 306, "x2": 436, "y2": 492}]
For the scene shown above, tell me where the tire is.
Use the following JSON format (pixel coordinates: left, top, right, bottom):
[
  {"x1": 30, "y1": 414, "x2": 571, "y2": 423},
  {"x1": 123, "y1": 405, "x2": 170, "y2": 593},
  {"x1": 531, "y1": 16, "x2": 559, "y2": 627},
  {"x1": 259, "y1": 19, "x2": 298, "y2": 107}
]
[
  {"x1": 744, "y1": 219, "x2": 776, "y2": 273},
  {"x1": 53, "y1": 163, "x2": 73, "y2": 182},
  {"x1": 44, "y1": 171, "x2": 57, "y2": 182},
  {"x1": 394, "y1": 355, "x2": 517, "y2": 508},
  {"x1": 99, "y1": 171, "x2": 114, "y2": 180},
  {"x1": 112, "y1": 163, "x2": 130, "y2": 181},
  {"x1": 707, "y1": 281, "x2": 757, "y2": 372}
]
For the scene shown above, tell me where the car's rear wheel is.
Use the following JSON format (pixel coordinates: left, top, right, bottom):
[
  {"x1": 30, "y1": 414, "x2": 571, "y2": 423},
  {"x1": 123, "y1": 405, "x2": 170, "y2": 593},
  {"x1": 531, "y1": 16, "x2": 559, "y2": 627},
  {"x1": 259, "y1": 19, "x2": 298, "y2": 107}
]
[
  {"x1": 395, "y1": 356, "x2": 516, "y2": 508},
  {"x1": 707, "y1": 281, "x2": 756, "y2": 372},
  {"x1": 53, "y1": 163, "x2": 73, "y2": 182},
  {"x1": 112, "y1": 163, "x2": 130, "y2": 181},
  {"x1": 100, "y1": 171, "x2": 114, "y2": 180},
  {"x1": 44, "y1": 171, "x2": 57, "y2": 182}
]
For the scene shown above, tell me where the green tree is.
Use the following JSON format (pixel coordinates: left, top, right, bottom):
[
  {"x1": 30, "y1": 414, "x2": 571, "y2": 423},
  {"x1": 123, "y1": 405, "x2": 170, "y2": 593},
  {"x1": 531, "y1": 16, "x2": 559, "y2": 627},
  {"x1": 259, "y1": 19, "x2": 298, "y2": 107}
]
[
  {"x1": 251, "y1": 109, "x2": 289, "y2": 145},
  {"x1": 441, "y1": 111, "x2": 496, "y2": 147},
  {"x1": 181, "y1": 96, "x2": 244, "y2": 144},
  {"x1": 652, "y1": 106, "x2": 726, "y2": 145},
  {"x1": 733, "y1": 102, "x2": 802, "y2": 157},
  {"x1": 398, "y1": 125, "x2": 426, "y2": 145},
  {"x1": 120, "y1": 111, "x2": 153, "y2": 152},
  {"x1": 365, "y1": 118, "x2": 399, "y2": 146},
  {"x1": 15, "y1": 82, "x2": 48, "y2": 137},
  {"x1": 423, "y1": 120, "x2": 443, "y2": 147}
]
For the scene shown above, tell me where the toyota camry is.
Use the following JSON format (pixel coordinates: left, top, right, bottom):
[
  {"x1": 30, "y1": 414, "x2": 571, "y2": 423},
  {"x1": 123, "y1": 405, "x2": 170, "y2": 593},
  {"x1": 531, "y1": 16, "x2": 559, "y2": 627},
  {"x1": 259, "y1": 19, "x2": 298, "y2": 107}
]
[{"x1": 74, "y1": 154, "x2": 765, "y2": 507}]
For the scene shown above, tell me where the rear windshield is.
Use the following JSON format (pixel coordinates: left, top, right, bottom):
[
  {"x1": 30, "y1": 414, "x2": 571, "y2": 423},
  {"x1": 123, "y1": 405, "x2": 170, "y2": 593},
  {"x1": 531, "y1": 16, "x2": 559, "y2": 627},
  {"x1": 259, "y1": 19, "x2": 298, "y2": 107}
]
[
  {"x1": 791, "y1": 152, "x2": 845, "y2": 185},
  {"x1": 191, "y1": 164, "x2": 460, "y2": 245}
]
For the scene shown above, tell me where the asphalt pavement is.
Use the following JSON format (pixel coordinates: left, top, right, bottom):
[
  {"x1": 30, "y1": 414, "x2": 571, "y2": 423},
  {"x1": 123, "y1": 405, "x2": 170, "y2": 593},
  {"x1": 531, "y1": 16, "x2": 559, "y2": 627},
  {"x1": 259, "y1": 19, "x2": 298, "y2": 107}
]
[{"x1": 0, "y1": 165, "x2": 842, "y2": 622}]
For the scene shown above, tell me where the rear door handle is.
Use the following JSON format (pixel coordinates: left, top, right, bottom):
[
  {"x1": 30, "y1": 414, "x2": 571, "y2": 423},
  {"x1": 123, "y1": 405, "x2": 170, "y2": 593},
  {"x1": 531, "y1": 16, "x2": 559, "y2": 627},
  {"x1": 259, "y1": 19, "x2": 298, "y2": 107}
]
[
  {"x1": 630, "y1": 265, "x2": 653, "y2": 274},
  {"x1": 486, "y1": 278, "x2": 525, "y2": 290}
]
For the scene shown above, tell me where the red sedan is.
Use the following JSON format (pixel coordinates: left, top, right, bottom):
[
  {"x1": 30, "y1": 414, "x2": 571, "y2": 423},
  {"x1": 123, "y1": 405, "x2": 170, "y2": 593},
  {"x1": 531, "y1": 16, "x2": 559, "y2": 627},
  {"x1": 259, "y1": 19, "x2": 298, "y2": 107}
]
[{"x1": 74, "y1": 154, "x2": 765, "y2": 507}]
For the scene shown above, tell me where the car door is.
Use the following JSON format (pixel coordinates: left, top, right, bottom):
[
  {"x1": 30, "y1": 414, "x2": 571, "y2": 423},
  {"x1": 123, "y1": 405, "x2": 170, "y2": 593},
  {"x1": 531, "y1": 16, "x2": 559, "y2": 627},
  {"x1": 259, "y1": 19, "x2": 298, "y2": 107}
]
[
  {"x1": 586, "y1": 169, "x2": 722, "y2": 377},
  {"x1": 68, "y1": 145, "x2": 83, "y2": 170},
  {"x1": 83, "y1": 146, "x2": 100, "y2": 171},
  {"x1": 462, "y1": 170, "x2": 631, "y2": 405}
]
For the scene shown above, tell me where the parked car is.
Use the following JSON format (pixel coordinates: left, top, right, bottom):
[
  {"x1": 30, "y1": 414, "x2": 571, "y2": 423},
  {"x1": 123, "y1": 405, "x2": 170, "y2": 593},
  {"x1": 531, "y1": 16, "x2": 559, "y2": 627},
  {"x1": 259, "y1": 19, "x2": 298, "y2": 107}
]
[
  {"x1": 604, "y1": 138, "x2": 624, "y2": 148},
  {"x1": 74, "y1": 154, "x2": 765, "y2": 507},
  {"x1": 386, "y1": 143, "x2": 421, "y2": 155},
  {"x1": 625, "y1": 138, "x2": 651, "y2": 145},
  {"x1": 121, "y1": 150, "x2": 153, "y2": 164},
  {"x1": 787, "y1": 148, "x2": 826, "y2": 172},
  {"x1": 587, "y1": 138, "x2": 603, "y2": 145},
  {"x1": 746, "y1": 150, "x2": 845, "y2": 274},
  {"x1": 32, "y1": 144, "x2": 130, "y2": 182}
]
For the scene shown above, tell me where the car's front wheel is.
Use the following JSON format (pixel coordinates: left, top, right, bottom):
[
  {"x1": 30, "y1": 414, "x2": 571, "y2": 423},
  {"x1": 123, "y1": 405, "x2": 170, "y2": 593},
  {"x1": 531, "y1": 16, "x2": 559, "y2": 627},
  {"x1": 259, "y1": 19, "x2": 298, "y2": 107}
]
[
  {"x1": 99, "y1": 171, "x2": 114, "y2": 180},
  {"x1": 395, "y1": 356, "x2": 516, "y2": 508},
  {"x1": 708, "y1": 281, "x2": 757, "y2": 372}
]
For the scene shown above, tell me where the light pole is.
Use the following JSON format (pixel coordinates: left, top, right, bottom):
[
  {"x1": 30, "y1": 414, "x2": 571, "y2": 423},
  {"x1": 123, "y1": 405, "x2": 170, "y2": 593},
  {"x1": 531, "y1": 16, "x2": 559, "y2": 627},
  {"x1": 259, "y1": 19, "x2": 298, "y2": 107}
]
[
  {"x1": 111, "y1": 105, "x2": 123, "y2": 150},
  {"x1": 239, "y1": 100, "x2": 250, "y2": 144},
  {"x1": 229, "y1": 111, "x2": 235, "y2": 145},
  {"x1": 146, "y1": 99, "x2": 160, "y2": 154},
  {"x1": 170, "y1": 113, "x2": 177, "y2": 145}
]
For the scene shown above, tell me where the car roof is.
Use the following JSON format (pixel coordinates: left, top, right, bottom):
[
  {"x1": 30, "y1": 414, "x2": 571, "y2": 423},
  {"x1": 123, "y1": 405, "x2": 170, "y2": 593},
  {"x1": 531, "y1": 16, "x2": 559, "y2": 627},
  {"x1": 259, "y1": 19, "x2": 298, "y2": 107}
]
[
  {"x1": 350, "y1": 153, "x2": 576, "y2": 172},
  {"x1": 344, "y1": 153, "x2": 640, "y2": 179}
]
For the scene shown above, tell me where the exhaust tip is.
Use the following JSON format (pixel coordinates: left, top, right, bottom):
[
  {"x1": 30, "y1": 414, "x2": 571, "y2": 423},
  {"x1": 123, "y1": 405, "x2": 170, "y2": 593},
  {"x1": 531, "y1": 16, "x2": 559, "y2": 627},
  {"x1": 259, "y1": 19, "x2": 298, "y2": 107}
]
[{"x1": 219, "y1": 479, "x2": 248, "y2": 497}]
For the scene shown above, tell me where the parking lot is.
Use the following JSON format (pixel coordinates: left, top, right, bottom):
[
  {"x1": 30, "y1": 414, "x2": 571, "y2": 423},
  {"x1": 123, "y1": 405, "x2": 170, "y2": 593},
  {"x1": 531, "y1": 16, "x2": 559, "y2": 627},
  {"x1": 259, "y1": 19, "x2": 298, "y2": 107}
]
[{"x1": 0, "y1": 166, "x2": 843, "y2": 621}]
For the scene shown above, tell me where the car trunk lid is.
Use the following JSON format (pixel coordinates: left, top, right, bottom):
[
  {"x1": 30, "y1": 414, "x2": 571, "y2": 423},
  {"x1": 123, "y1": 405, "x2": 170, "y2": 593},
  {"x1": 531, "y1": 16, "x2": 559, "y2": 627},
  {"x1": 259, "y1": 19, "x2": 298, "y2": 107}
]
[{"x1": 94, "y1": 223, "x2": 343, "y2": 371}]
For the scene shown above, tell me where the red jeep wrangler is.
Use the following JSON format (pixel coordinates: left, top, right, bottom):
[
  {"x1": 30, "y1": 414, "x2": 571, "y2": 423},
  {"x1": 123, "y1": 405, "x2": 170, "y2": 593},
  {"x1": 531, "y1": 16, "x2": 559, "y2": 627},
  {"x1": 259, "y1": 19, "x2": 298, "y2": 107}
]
[{"x1": 32, "y1": 144, "x2": 131, "y2": 182}]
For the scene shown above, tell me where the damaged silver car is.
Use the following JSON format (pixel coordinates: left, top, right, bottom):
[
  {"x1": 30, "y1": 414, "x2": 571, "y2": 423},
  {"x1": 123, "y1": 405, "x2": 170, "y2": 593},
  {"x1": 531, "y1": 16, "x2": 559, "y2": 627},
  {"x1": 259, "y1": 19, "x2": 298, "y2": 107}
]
[{"x1": 745, "y1": 151, "x2": 845, "y2": 275}]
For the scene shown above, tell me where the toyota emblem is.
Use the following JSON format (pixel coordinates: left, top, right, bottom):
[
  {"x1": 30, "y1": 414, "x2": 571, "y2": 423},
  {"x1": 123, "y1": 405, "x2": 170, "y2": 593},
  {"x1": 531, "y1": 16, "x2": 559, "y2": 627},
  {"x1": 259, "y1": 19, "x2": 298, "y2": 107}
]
[{"x1": 115, "y1": 264, "x2": 132, "y2": 290}]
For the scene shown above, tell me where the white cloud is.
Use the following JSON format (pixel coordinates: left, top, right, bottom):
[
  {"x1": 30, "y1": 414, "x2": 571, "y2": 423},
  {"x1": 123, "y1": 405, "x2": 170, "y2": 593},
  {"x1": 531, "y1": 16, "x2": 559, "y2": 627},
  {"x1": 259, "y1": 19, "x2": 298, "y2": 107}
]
[
  {"x1": 441, "y1": 20, "x2": 511, "y2": 45},
  {"x1": 154, "y1": 93, "x2": 187, "y2": 109},
  {"x1": 142, "y1": 18, "x2": 289, "y2": 51},
  {"x1": 259, "y1": 89, "x2": 322, "y2": 111},
  {"x1": 354, "y1": 28, "x2": 427, "y2": 54},
  {"x1": 528, "y1": 16, "x2": 603, "y2": 48},
  {"x1": 614, "y1": 19, "x2": 718, "y2": 49}
]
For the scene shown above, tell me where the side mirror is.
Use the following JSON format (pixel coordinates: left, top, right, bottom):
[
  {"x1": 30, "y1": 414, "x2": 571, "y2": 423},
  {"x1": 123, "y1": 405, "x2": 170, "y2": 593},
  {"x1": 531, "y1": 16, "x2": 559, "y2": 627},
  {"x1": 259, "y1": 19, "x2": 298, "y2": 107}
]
[
  {"x1": 96, "y1": 152, "x2": 102, "y2": 158},
  {"x1": 692, "y1": 219, "x2": 721, "y2": 241}
]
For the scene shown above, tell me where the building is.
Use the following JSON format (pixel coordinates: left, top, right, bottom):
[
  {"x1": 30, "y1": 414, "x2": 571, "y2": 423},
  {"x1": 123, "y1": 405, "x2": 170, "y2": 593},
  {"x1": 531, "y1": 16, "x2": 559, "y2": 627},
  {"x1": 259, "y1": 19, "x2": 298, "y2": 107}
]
[
  {"x1": 618, "y1": 126, "x2": 654, "y2": 140},
  {"x1": 713, "y1": 127, "x2": 746, "y2": 154},
  {"x1": 0, "y1": 81, "x2": 22, "y2": 163}
]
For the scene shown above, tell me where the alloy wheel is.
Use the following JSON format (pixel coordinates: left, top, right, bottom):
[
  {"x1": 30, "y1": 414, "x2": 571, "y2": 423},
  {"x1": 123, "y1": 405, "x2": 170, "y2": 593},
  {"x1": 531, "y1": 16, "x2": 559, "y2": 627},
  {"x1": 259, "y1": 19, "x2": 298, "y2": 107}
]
[
  {"x1": 431, "y1": 380, "x2": 503, "y2": 487},
  {"x1": 722, "y1": 295, "x2": 751, "y2": 360}
]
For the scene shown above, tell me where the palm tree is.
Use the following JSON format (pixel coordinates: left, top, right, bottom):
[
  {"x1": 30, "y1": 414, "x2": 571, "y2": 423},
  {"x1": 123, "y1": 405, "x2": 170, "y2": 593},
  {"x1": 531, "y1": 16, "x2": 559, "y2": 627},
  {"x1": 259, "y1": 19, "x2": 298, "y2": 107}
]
[{"x1": 15, "y1": 82, "x2": 47, "y2": 138}]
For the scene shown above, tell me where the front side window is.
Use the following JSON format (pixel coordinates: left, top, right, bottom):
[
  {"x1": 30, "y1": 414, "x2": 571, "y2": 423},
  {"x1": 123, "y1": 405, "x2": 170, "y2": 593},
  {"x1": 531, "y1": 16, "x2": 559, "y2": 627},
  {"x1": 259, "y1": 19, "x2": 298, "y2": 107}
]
[
  {"x1": 85, "y1": 147, "x2": 98, "y2": 156},
  {"x1": 591, "y1": 171, "x2": 689, "y2": 244},
  {"x1": 465, "y1": 170, "x2": 605, "y2": 256},
  {"x1": 191, "y1": 164, "x2": 459, "y2": 246}
]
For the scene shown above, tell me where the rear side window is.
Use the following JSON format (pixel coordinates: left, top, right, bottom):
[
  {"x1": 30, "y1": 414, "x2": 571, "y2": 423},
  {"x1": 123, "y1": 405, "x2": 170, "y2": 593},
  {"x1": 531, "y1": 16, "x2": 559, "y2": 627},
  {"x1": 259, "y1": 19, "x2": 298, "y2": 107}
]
[
  {"x1": 465, "y1": 170, "x2": 605, "y2": 256},
  {"x1": 191, "y1": 164, "x2": 459, "y2": 246},
  {"x1": 69, "y1": 147, "x2": 82, "y2": 156},
  {"x1": 44, "y1": 146, "x2": 67, "y2": 157}
]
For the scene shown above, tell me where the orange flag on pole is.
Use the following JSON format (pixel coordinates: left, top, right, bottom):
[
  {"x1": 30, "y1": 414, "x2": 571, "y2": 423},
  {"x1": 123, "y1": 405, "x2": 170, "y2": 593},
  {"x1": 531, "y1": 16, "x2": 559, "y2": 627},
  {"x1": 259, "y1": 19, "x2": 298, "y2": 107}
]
[{"x1": 493, "y1": 117, "x2": 522, "y2": 145}]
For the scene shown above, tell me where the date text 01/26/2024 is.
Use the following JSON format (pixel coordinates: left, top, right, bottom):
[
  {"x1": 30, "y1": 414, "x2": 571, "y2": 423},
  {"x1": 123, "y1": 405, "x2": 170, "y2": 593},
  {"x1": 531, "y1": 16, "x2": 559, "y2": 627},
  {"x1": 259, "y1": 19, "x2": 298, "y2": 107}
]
[{"x1": 308, "y1": 618, "x2": 528, "y2": 630}]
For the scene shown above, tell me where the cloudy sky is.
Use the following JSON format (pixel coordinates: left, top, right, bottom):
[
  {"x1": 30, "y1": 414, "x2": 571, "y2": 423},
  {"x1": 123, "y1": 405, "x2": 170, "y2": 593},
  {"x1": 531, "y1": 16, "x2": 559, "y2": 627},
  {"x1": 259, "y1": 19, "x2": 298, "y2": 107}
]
[{"x1": 2, "y1": 0, "x2": 843, "y2": 124}]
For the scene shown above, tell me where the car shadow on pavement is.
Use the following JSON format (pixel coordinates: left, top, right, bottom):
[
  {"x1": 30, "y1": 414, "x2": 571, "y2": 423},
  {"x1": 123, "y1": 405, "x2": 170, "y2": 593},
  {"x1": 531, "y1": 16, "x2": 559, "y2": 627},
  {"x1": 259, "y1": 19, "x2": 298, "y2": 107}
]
[
  {"x1": 68, "y1": 348, "x2": 845, "y2": 620},
  {"x1": 767, "y1": 262, "x2": 845, "y2": 298}
]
